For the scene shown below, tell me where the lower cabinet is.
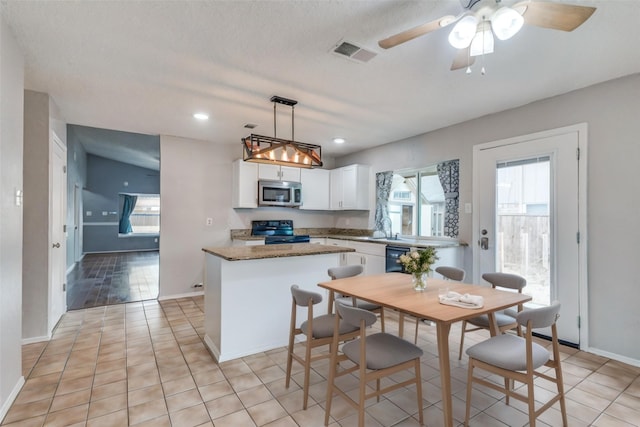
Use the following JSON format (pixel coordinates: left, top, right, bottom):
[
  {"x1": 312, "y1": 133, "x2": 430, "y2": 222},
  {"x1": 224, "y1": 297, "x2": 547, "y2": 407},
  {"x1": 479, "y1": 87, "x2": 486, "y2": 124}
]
[{"x1": 326, "y1": 238, "x2": 385, "y2": 275}]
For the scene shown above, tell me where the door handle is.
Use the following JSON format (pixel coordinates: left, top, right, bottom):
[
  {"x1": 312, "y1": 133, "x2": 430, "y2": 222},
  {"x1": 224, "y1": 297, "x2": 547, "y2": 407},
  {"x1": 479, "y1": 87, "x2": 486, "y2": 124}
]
[
  {"x1": 479, "y1": 237, "x2": 489, "y2": 250},
  {"x1": 52, "y1": 242, "x2": 60, "y2": 248}
]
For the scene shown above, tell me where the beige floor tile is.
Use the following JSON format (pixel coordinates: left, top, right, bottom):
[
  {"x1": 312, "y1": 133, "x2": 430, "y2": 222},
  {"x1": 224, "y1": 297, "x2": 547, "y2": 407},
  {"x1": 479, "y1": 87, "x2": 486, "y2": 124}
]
[
  {"x1": 88, "y1": 393, "x2": 127, "y2": 419},
  {"x1": 210, "y1": 409, "x2": 257, "y2": 427},
  {"x1": 50, "y1": 388, "x2": 91, "y2": 412},
  {"x1": 205, "y1": 394, "x2": 244, "y2": 420},
  {"x1": 168, "y1": 402, "x2": 211, "y2": 426},
  {"x1": 2, "y1": 398, "x2": 52, "y2": 424},
  {"x1": 86, "y1": 408, "x2": 128, "y2": 427},
  {"x1": 3, "y1": 296, "x2": 640, "y2": 427},
  {"x1": 165, "y1": 388, "x2": 204, "y2": 413},
  {"x1": 128, "y1": 398, "x2": 168, "y2": 425},
  {"x1": 246, "y1": 400, "x2": 289, "y2": 426},
  {"x1": 43, "y1": 403, "x2": 89, "y2": 427},
  {"x1": 161, "y1": 375, "x2": 197, "y2": 396}
]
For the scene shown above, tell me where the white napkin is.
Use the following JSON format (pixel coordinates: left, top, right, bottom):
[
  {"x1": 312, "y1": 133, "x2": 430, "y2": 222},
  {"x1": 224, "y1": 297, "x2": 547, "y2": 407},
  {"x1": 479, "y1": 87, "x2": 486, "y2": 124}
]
[{"x1": 439, "y1": 291, "x2": 484, "y2": 309}]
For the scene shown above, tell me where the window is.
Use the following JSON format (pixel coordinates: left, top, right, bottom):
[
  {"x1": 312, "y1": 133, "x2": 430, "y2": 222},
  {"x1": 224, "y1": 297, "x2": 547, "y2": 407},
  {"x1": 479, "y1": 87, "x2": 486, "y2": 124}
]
[
  {"x1": 387, "y1": 166, "x2": 446, "y2": 237},
  {"x1": 119, "y1": 193, "x2": 160, "y2": 236}
]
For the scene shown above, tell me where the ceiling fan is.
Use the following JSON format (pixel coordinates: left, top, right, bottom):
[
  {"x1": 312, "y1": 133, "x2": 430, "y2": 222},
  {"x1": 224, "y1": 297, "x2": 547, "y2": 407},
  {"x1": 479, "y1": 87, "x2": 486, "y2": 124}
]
[{"x1": 378, "y1": 0, "x2": 596, "y2": 72}]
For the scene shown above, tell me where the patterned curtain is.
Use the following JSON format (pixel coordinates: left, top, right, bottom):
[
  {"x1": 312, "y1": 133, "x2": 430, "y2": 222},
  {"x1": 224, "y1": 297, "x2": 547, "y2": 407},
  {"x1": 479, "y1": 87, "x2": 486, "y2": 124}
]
[
  {"x1": 374, "y1": 171, "x2": 394, "y2": 232},
  {"x1": 437, "y1": 160, "x2": 460, "y2": 238}
]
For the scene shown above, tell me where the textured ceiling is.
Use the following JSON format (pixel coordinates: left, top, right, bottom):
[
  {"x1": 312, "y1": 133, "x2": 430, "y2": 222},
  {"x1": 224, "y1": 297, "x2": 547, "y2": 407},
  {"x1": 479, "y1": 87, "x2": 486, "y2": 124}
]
[{"x1": 2, "y1": 0, "x2": 639, "y2": 167}]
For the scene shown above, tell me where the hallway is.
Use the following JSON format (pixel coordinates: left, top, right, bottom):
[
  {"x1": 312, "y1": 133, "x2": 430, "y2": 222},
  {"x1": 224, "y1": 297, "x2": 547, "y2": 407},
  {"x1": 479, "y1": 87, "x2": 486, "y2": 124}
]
[{"x1": 66, "y1": 251, "x2": 159, "y2": 310}]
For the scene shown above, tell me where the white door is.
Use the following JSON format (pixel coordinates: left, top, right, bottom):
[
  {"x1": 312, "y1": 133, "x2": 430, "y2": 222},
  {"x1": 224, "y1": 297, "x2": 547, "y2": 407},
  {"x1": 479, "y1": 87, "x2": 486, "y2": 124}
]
[
  {"x1": 50, "y1": 135, "x2": 67, "y2": 331},
  {"x1": 73, "y1": 184, "x2": 81, "y2": 262},
  {"x1": 473, "y1": 124, "x2": 587, "y2": 346}
]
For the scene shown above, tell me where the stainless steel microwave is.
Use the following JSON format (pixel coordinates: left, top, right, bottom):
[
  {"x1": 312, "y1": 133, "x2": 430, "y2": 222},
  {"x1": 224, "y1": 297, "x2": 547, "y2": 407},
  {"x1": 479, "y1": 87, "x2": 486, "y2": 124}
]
[{"x1": 258, "y1": 180, "x2": 302, "y2": 207}]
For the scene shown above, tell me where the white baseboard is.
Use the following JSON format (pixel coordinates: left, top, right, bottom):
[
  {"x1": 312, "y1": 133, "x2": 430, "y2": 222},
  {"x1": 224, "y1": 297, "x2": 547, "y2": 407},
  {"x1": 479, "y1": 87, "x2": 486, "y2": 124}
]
[
  {"x1": 157, "y1": 290, "x2": 204, "y2": 301},
  {"x1": 0, "y1": 376, "x2": 25, "y2": 422},
  {"x1": 585, "y1": 346, "x2": 640, "y2": 368},
  {"x1": 22, "y1": 334, "x2": 51, "y2": 345}
]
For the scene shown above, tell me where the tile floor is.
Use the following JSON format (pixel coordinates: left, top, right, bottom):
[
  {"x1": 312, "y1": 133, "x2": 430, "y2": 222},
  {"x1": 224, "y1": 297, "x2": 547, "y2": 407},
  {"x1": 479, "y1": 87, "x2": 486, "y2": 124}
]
[
  {"x1": 3, "y1": 296, "x2": 640, "y2": 426},
  {"x1": 66, "y1": 251, "x2": 159, "y2": 310}
]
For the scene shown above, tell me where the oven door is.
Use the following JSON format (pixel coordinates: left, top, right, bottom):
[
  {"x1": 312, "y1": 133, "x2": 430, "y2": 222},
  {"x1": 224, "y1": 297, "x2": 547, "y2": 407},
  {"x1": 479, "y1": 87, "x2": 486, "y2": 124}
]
[{"x1": 385, "y1": 245, "x2": 410, "y2": 273}]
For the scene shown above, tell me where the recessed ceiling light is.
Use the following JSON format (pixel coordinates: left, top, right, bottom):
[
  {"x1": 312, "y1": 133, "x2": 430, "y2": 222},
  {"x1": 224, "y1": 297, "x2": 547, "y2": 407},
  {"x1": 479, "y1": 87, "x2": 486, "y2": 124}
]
[
  {"x1": 333, "y1": 137, "x2": 345, "y2": 144},
  {"x1": 193, "y1": 113, "x2": 209, "y2": 120}
]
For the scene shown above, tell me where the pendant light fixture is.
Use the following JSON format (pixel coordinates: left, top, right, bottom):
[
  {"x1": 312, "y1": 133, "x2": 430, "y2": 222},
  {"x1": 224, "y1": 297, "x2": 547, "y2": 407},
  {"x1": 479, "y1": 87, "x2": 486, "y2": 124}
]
[{"x1": 242, "y1": 96, "x2": 322, "y2": 169}]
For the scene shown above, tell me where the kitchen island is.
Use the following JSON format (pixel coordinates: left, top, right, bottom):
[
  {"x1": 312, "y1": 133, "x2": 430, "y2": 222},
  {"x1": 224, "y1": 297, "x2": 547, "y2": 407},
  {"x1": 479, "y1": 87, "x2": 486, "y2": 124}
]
[{"x1": 202, "y1": 243, "x2": 355, "y2": 362}]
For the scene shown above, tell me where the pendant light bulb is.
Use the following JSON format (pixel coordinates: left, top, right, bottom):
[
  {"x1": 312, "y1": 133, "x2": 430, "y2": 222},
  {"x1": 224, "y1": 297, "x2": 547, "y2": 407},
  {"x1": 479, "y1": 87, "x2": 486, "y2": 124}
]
[
  {"x1": 481, "y1": 66, "x2": 486, "y2": 75},
  {"x1": 466, "y1": 66, "x2": 472, "y2": 75}
]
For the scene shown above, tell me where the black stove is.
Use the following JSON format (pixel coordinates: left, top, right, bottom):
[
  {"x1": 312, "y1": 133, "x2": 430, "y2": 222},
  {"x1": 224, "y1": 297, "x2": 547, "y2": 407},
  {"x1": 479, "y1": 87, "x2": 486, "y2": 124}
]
[{"x1": 251, "y1": 220, "x2": 310, "y2": 244}]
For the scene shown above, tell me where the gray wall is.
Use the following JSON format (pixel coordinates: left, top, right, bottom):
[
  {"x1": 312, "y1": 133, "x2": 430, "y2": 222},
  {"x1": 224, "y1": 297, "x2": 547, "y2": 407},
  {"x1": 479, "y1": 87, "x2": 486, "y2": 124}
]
[
  {"x1": 83, "y1": 154, "x2": 160, "y2": 253},
  {"x1": 0, "y1": 13, "x2": 24, "y2": 419},
  {"x1": 337, "y1": 73, "x2": 640, "y2": 363}
]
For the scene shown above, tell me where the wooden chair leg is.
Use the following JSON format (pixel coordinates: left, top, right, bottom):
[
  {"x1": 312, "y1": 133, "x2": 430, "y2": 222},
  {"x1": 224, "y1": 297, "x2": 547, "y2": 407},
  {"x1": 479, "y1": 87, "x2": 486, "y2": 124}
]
[
  {"x1": 458, "y1": 320, "x2": 467, "y2": 360},
  {"x1": 464, "y1": 359, "x2": 474, "y2": 426},
  {"x1": 379, "y1": 308, "x2": 385, "y2": 333}
]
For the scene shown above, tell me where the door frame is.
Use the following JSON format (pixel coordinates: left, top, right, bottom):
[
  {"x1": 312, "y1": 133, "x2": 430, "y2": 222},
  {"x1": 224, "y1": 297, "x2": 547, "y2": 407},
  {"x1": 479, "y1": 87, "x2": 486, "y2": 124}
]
[{"x1": 472, "y1": 123, "x2": 589, "y2": 349}]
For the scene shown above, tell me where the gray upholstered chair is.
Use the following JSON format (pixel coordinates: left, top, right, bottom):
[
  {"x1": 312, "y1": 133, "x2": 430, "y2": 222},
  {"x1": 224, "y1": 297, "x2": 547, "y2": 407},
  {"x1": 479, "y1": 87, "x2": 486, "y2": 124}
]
[
  {"x1": 286, "y1": 285, "x2": 359, "y2": 410},
  {"x1": 414, "y1": 266, "x2": 466, "y2": 343},
  {"x1": 324, "y1": 302, "x2": 424, "y2": 427},
  {"x1": 435, "y1": 265, "x2": 466, "y2": 281},
  {"x1": 464, "y1": 301, "x2": 567, "y2": 427},
  {"x1": 327, "y1": 265, "x2": 385, "y2": 332},
  {"x1": 458, "y1": 272, "x2": 527, "y2": 359}
]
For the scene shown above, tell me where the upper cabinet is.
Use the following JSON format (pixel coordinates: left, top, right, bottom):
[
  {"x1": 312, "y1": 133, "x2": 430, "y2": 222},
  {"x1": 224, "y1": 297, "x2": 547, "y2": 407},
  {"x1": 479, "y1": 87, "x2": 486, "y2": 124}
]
[
  {"x1": 258, "y1": 164, "x2": 301, "y2": 182},
  {"x1": 330, "y1": 164, "x2": 370, "y2": 210},
  {"x1": 232, "y1": 160, "x2": 370, "y2": 211},
  {"x1": 232, "y1": 160, "x2": 258, "y2": 208},
  {"x1": 299, "y1": 168, "x2": 330, "y2": 210}
]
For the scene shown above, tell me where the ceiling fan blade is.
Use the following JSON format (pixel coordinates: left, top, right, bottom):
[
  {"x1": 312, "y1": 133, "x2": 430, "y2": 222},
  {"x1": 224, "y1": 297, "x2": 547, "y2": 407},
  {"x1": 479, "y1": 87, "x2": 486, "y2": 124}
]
[
  {"x1": 515, "y1": 1, "x2": 596, "y2": 32},
  {"x1": 451, "y1": 47, "x2": 475, "y2": 71},
  {"x1": 378, "y1": 15, "x2": 456, "y2": 49}
]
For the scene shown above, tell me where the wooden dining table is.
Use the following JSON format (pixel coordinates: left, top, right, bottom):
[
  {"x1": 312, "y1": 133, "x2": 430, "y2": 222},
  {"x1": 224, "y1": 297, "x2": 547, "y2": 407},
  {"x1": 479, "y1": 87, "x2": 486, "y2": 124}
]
[{"x1": 318, "y1": 272, "x2": 532, "y2": 427}]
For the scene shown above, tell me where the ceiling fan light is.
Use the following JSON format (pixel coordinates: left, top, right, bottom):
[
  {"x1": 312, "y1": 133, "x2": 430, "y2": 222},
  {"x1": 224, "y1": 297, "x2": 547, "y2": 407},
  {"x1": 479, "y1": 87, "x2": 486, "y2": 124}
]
[
  {"x1": 448, "y1": 14, "x2": 479, "y2": 49},
  {"x1": 470, "y1": 28, "x2": 494, "y2": 56},
  {"x1": 491, "y1": 7, "x2": 524, "y2": 41}
]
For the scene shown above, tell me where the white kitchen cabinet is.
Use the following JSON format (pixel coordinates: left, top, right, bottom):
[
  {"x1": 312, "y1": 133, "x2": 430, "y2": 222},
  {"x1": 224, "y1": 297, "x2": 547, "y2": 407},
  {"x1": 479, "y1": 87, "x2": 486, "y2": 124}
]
[
  {"x1": 330, "y1": 164, "x2": 370, "y2": 210},
  {"x1": 258, "y1": 164, "x2": 301, "y2": 182},
  {"x1": 232, "y1": 159, "x2": 258, "y2": 208},
  {"x1": 326, "y1": 238, "x2": 385, "y2": 275},
  {"x1": 300, "y1": 168, "x2": 330, "y2": 210}
]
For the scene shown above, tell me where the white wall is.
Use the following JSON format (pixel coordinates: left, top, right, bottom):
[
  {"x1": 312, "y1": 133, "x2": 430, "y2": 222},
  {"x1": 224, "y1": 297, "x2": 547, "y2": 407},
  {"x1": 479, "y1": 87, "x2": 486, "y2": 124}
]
[
  {"x1": 22, "y1": 90, "x2": 50, "y2": 341},
  {"x1": 158, "y1": 135, "x2": 340, "y2": 299},
  {"x1": 0, "y1": 13, "x2": 25, "y2": 419},
  {"x1": 338, "y1": 73, "x2": 640, "y2": 364}
]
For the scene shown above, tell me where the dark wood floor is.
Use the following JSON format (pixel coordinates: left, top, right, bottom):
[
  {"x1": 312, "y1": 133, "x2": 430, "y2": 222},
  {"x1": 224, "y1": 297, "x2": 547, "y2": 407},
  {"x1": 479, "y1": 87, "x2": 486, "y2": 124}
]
[{"x1": 66, "y1": 251, "x2": 159, "y2": 310}]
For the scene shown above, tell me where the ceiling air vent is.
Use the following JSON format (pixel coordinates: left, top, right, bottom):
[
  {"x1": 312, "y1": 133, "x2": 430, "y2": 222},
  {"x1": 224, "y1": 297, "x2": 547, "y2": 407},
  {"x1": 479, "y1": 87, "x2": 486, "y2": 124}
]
[{"x1": 331, "y1": 40, "x2": 377, "y2": 63}]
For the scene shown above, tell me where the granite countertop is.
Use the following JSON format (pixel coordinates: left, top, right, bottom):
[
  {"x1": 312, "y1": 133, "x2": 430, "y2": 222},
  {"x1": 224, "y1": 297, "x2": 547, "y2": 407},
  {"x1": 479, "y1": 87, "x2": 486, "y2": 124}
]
[
  {"x1": 202, "y1": 243, "x2": 355, "y2": 261},
  {"x1": 229, "y1": 228, "x2": 467, "y2": 248}
]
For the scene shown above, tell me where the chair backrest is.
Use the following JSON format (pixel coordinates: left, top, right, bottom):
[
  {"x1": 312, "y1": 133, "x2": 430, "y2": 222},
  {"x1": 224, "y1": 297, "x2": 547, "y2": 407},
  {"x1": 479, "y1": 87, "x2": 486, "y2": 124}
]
[
  {"x1": 482, "y1": 272, "x2": 526, "y2": 291},
  {"x1": 517, "y1": 301, "x2": 561, "y2": 329},
  {"x1": 336, "y1": 301, "x2": 377, "y2": 328},
  {"x1": 435, "y1": 266, "x2": 465, "y2": 281},
  {"x1": 328, "y1": 265, "x2": 364, "y2": 280},
  {"x1": 291, "y1": 284, "x2": 323, "y2": 307}
]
